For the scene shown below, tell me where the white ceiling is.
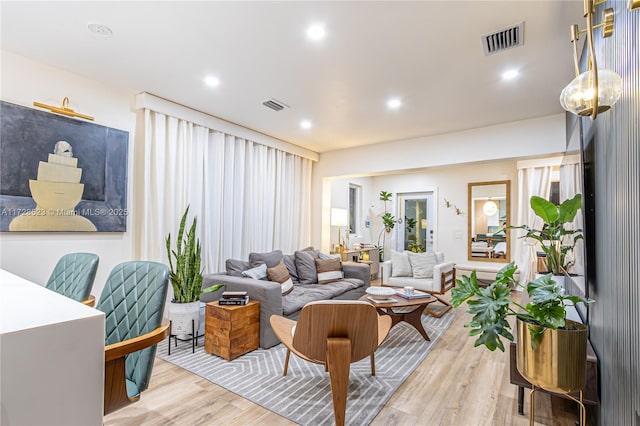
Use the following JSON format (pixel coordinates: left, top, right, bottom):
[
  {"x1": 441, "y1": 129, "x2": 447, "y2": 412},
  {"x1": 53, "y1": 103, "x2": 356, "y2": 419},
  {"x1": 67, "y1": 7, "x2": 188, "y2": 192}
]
[{"x1": 1, "y1": 1, "x2": 583, "y2": 153}]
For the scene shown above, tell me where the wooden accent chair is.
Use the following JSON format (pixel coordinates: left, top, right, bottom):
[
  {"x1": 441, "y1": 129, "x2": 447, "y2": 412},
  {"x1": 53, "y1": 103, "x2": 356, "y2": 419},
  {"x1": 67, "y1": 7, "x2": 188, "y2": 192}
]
[
  {"x1": 96, "y1": 261, "x2": 170, "y2": 415},
  {"x1": 45, "y1": 252, "x2": 99, "y2": 307},
  {"x1": 270, "y1": 301, "x2": 392, "y2": 426}
]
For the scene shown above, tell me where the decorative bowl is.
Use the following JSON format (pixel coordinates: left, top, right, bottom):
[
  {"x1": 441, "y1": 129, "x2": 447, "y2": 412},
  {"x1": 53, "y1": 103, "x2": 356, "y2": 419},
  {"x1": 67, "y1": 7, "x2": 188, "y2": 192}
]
[{"x1": 366, "y1": 286, "x2": 395, "y2": 300}]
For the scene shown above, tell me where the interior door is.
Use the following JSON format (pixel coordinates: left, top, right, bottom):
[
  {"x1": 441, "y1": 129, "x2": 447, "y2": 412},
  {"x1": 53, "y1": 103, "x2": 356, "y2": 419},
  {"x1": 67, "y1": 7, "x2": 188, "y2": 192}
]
[{"x1": 397, "y1": 192, "x2": 434, "y2": 253}]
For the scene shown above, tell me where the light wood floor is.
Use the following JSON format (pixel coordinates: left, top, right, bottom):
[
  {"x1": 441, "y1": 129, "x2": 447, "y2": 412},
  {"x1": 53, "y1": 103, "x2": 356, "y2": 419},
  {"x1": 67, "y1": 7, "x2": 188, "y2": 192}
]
[{"x1": 104, "y1": 289, "x2": 584, "y2": 426}]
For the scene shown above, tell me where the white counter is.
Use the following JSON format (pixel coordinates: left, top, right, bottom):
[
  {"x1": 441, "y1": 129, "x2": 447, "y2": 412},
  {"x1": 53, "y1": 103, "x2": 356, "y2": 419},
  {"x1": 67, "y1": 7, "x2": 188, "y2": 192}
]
[{"x1": 0, "y1": 269, "x2": 105, "y2": 425}]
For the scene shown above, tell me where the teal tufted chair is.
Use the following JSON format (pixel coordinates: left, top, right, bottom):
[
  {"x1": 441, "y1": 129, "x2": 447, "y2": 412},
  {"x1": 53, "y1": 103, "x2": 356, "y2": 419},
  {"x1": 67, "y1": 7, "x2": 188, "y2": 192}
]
[
  {"x1": 96, "y1": 261, "x2": 170, "y2": 415},
  {"x1": 45, "y1": 253, "x2": 99, "y2": 306}
]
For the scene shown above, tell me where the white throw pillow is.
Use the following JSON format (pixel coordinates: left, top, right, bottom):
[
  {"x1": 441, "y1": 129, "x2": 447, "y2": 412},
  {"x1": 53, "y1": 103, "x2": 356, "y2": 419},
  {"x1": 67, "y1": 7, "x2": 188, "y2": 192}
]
[
  {"x1": 241, "y1": 263, "x2": 268, "y2": 280},
  {"x1": 391, "y1": 250, "x2": 413, "y2": 277},
  {"x1": 434, "y1": 252, "x2": 445, "y2": 264},
  {"x1": 407, "y1": 251, "x2": 436, "y2": 279}
]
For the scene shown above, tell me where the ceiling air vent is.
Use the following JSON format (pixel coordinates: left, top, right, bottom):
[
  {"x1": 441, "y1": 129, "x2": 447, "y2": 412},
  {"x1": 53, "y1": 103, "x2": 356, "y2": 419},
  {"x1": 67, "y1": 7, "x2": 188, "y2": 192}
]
[
  {"x1": 262, "y1": 98, "x2": 290, "y2": 112},
  {"x1": 482, "y1": 22, "x2": 524, "y2": 56}
]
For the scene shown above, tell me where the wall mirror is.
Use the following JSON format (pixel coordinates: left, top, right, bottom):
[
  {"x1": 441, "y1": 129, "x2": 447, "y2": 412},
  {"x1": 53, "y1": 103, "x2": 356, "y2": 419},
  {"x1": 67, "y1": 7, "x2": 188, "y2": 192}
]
[{"x1": 468, "y1": 180, "x2": 510, "y2": 262}]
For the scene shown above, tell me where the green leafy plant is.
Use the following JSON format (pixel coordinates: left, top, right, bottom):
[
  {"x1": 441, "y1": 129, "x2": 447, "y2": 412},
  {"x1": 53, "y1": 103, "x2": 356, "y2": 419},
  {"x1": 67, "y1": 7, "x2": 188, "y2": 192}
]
[
  {"x1": 382, "y1": 212, "x2": 396, "y2": 231},
  {"x1": 165, "y1": 206, "x2": 222, "y2": 303},
  {"x1": 512, "y1": 194, "x2": 583, "y2": 275},
  {"x1": 404, "y1": 216, "x2": 416, "y2": 232},
  {"x1": 376, "y1": 191, "x2": 396, "y2": 261},
  {"x1": 451, "y1": 262, "x2": 592, "y2": 351}
]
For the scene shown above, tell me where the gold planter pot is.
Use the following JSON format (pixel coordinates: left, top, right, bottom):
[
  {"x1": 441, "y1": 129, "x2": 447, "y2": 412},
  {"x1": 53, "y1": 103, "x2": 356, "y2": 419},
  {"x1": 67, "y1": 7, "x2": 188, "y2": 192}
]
[{"x1": 516, "y1": 317, "x2": 588, "y2": 394}]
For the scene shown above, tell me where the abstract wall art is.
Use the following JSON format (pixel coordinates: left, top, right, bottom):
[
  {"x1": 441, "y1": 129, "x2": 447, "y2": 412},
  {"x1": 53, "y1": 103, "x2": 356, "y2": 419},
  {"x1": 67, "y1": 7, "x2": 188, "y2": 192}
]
[{"x1": 0, "y1": 101, "x2": 128, "y2": 232}]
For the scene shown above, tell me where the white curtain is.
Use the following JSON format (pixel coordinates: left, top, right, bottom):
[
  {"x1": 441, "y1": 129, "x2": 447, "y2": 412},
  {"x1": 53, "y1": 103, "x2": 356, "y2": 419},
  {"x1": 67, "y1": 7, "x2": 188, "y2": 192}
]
[
  {"x1": 513, "y1": 165, "x2": 553, "y2": 284},
  {"x1": 136, "y1": 110, "x2": 312, "y2": 273},
  {"x1": 559, "y1": 157, "x2": 584, "y2": 276}
]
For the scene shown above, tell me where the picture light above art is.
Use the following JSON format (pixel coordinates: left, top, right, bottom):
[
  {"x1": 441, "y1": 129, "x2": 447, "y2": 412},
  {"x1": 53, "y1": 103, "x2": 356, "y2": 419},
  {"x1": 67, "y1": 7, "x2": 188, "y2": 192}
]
[{"x1": 33, "y1": 96, "x2": 94, "y2": 121}]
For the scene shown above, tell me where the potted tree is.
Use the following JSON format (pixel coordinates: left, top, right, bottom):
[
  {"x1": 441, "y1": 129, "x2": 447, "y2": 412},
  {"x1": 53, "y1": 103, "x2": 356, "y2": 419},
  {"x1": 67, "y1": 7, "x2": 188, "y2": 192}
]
[
  {"x1": 166, "y1": 206, "x2": 222, "y2": 338},
  {"x1": 452, "y1": 262, "x2": 592, "y2": 394},
  {"x1": 375, "y1": 191, "x2": 396, "y2": 261},
  {"x1": 513, "y1": 194, "x2": 583, "y2": 281}
]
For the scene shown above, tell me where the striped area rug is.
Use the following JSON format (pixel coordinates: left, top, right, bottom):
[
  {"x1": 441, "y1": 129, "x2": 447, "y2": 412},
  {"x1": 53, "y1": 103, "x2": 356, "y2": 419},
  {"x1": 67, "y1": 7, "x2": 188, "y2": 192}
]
[{"x1": 157, "y1": 311, "x2": 454, "y2": 426}]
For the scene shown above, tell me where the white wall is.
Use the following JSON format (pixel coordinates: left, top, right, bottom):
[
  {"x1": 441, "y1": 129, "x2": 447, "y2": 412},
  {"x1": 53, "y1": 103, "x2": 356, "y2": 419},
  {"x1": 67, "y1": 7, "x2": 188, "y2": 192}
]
[
  {"x1": 0, "y1": 51, "x2": 136, "y2": 299},
  {"x1": 327, "y1": 161, "x2": 517, "y2": 267},
  {"x1": 313, "y1": 114, "x2": 566, "y2": 257},
  {"x1": 328, "y1": 176, "x2": 374, "y2": 249}
]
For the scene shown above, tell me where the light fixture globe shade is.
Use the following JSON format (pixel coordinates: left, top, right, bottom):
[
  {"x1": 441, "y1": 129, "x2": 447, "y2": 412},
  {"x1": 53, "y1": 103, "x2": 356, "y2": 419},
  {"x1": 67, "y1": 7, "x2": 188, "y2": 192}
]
[
  {"x1": 483, "y1": 200, "x2": 498, "y2": 216},
  {"x1": 560, "y1": 69, "x2": 622, "y2": 117}
]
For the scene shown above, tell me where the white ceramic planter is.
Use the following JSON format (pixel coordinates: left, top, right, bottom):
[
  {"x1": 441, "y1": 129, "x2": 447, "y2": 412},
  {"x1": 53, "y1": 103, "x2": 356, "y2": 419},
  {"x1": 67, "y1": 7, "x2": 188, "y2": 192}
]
[{"x1": 169, "y1": 301, "x2": 200, "y2": 338}]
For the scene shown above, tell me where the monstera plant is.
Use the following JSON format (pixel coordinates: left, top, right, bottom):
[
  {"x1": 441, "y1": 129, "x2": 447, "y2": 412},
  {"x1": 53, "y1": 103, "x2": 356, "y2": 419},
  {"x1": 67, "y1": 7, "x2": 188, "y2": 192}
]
[
  {"x1": 513, "y1": 194, "x2": 583, "y2": 275},
  {"x1": 451, "y1": 261, "x2": 592, "y2": 351}
]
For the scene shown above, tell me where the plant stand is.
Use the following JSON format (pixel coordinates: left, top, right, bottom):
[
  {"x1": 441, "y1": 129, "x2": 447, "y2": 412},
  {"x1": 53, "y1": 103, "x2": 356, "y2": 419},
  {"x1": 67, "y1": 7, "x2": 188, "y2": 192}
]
[
  {"x1": 167, "y1": 319, "x2": 202, "y2": 355},
  {"x1": 529, "y1": 386, "x2": 586, "y2": 426}
]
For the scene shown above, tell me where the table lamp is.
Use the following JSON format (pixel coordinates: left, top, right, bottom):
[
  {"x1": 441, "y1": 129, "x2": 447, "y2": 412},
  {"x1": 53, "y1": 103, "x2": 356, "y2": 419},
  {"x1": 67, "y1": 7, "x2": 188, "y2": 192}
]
[{"x1": 331, "y1": 208, "x2": 349, "y2": 251}]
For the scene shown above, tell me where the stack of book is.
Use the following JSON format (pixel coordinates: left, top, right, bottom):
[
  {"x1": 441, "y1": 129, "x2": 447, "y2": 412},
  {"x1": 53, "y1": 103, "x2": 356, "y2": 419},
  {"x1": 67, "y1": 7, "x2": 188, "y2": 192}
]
[
  {"x1": 394, "y1": 288, "x2": 431, "y2": 299},
  {"x1": 219, "y1": 291, "x2": 249, "y2": 306}
]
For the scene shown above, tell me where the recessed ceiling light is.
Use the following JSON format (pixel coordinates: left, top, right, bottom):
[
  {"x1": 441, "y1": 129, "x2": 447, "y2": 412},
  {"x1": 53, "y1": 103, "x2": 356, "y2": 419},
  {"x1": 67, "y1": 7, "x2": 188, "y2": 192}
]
[
  {"x1": 306, "y1": 24, "x2": 326, "y2": 41},
  {"x1": 300, "y1": 120, "x2": 312, "y2": 129},
  {"x1": 204, "y1": 76, "x2": 220, "y2": 87},
  {"x1": 387, "y1": 98, "x2": 402, "y2": 109},
  {"x1": 87, "y1": 23, "x2": 113, "y2": 36},
  {"x1": 502, "y1": 69, "x2": 519, "y2": 80}
]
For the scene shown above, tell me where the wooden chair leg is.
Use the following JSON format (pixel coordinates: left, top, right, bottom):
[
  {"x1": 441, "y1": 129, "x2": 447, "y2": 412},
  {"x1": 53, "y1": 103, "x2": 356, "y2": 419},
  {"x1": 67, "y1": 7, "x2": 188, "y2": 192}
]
[
  {"x1": 424, "y1": 295, "x2": 452, "y2": 318},
  {"x1": 327, "y1": 337, "x2": 351, "y2": 426},
  {"x1": 370, "y1": 353, "x2": 376, "y2": 376},
  {"x1": 283, "y1": 349, "x2": 291, "y2": 376}
]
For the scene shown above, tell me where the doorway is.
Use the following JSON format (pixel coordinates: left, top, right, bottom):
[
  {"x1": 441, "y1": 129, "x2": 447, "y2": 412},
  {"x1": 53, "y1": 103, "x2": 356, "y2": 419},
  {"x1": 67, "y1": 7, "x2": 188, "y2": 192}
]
[{"x1": 397, "y1": 192, "x2": 435, "y2": 253}]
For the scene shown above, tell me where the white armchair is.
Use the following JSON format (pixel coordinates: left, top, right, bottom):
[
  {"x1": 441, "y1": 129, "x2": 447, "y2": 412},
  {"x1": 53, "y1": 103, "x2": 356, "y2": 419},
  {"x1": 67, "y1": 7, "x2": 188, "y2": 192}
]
[{"x1": 379, "y1": 251, "x2": 455, "y2": 318}]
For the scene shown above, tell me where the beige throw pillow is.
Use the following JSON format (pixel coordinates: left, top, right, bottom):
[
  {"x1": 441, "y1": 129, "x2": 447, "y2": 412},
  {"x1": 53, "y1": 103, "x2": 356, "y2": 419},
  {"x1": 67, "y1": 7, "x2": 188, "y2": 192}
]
[
  {"x1": 315, "y1": 257, "x2": 343, "y2": 284},
  {"x1": 407, "y1": 251, "x2": 436, "y2": 279},
  {"x1": 391, "y1": 250, "x2": 413, "y2": 277},
  {"x1": 267, "y1": 261, "x2": 294, "y2": 295}
]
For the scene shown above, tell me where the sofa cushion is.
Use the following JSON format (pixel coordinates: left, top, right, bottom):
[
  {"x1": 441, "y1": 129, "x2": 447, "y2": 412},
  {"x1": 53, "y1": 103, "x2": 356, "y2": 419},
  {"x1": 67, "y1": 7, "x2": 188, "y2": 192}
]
[
  {"x1": 407, "y1": 251, "x2": 436, "y2": 279},
  {"x1": 282, "y1": 279, "x2": 363, "y2": 316},
  {"x1": 388, "y1": 276, "x2": 436, "y2": 293},
  {"x1": 391, "y1": 250, "x2": 412, "y2": 277},
  {"x1": 435, "y1": 252, "x2": 445, "y2": 264},
  {"x1": 294, "y1": 250, "x2": 319, "y2": 284},
  {"x1": 282, "y1": 254, "x2": 299, "y2": 282},
  {"x1": 249, "y1": 250, "x2": 283, "y2": 269},
  {"x1": 266, "y1": 261, "x2": 294, "y2": 296},
  {"x1": 315, "y1": 257, "x2": 344, "y2": 284},
  {"x1": 241, "y1": 263, "x2": 268, "y2": 280},
  {"x1": 226, "y1": 259, "x2": 250, "y2": 277}
]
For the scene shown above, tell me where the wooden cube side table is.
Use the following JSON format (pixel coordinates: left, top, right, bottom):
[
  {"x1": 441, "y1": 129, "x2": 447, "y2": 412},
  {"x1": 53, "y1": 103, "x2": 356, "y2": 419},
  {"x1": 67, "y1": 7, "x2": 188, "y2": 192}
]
[{"x1": 205, "y1": 301, "x2": 260, "y2": 361}]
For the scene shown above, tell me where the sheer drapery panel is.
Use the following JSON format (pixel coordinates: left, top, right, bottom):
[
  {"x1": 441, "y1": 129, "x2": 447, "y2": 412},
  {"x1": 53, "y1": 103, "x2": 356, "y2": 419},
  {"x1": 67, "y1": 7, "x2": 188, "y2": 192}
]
[
  {"x1": 137, "y1": 110, "x2": 312, "y2": 273},
  {"x1": 513, "y1": 165, "x2": 552, "y2": 283}
]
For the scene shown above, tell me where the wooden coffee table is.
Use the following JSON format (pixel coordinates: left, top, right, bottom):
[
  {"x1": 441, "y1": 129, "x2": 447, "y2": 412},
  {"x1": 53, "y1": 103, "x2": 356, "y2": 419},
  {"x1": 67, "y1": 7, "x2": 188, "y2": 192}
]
[{"x1": 359, "y1": 293, "x2": 436, "y2": 341}]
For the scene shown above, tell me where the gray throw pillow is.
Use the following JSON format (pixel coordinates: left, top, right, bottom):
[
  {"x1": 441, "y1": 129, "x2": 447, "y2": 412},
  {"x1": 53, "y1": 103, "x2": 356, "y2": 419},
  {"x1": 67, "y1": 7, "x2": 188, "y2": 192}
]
[
  {"x1": 241, "y1": 263, "x2": 268, "y2": 280},
  {"x1": 295, "y1": 249, "x2": 319, "y2": 284},
  {"x1": 226, "y1": 259, "x2": 250, "y2": 277},
  {"x1": 282, "y1": 254, "x2": 299, "y2": 282},
  {"x1": 249, "y1": 250, "x2": 283, "y2": 268}
]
